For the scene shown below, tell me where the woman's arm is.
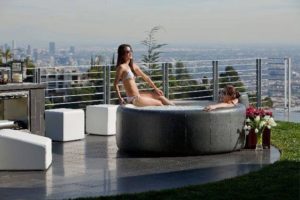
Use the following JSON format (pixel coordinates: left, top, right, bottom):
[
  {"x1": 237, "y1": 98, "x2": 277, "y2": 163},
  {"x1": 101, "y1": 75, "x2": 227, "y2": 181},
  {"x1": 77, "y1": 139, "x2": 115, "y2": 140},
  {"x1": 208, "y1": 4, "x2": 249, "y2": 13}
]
[
  {"x1": 204, "y1": 97, "x2": 239, "y2": 111},
  {"x1": 134, "y1": 64, "x2": 163, "y2": 96},
  {"x1": 114, "y1": 66, "x2": 126, "y2": 104},
  {"x1": 232, "y1": 98, "x2": 238, "y2": 105},
  {"x1": 204, "y1": 102, "x2": 234, "y2": 111}
]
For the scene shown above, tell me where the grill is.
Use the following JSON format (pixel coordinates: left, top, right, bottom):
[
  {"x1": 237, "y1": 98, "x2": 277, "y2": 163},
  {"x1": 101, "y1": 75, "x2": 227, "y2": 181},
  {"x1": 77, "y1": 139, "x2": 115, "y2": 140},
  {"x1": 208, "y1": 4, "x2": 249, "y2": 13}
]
[
  {"x1": 0, "y1": 91, "x2": 30, "y2": 130},
  {"x1": 0, "y1": 83, "x2": 46, "y2": 135}
]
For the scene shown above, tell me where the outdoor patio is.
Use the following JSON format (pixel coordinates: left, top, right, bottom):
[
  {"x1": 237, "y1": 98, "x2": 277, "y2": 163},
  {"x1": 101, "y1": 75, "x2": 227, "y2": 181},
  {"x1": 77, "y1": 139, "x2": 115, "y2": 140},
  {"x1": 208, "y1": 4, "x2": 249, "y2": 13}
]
[
  {"x1": 0, "y1": 57, "x2": 293, "y2": 200},
  {"x1": 0, "y1": 134, "x2": 280, "y2": 200}
]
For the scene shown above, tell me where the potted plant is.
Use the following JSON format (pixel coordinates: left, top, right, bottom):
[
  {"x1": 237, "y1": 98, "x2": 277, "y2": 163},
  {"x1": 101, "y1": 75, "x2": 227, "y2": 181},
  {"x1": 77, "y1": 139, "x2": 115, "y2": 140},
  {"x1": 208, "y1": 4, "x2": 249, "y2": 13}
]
[{"x1": 244, "y1": 107, "x2": 277, "y2": 150}]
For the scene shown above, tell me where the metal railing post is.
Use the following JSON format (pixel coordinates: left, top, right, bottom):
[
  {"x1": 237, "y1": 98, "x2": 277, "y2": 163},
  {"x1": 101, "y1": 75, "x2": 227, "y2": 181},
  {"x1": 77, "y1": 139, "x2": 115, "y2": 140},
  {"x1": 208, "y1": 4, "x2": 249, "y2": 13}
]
[
  {"x1": 212, "y1": 61, "x2": 219, "y2": 101},
  {"x1": 284, "y1": 58, "x2": 288, "y2": 110},
  {"x1": 34, "y1": 68, "x2": 41, "y2": 83},
  {"x1": 107, "y1": 64, "x2": 111, "y2": 104},
  {"x1": 103, "y1": 65, "x2": 107, "y2": 104},
  {"x1": 33, "y1": 68, "x2": 37, "y2": 83},
  {"x1": 256, "y1": 59, "x2": 262, "y2": 108},
  {"x1": 33, "y1": 68, "x2": 38, "y2": 83},
  {"x1": 288, "y1": 58, "x2": 292, "y2": 112},
  {"x1": 162, "y1": 63, "x2": 169, "y2": 98}
]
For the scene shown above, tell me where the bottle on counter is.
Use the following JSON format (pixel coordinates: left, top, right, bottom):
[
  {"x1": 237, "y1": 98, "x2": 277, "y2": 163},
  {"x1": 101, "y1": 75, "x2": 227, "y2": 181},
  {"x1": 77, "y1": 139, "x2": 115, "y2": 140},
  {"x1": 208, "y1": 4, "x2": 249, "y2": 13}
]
[{"x1": 12, "y1": 73, "x2": 22, "y2": 83}]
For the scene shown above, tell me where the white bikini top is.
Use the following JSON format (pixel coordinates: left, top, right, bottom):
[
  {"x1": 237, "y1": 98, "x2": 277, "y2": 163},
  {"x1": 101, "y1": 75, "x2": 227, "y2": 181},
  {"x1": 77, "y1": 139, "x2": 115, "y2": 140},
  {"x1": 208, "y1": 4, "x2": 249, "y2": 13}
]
[
  {"x1": 123, "y1": 69, "x2": 135, "y2": 80},
  {"x1": 119, "y1": 69, "x2": 135, "y2": 83}
]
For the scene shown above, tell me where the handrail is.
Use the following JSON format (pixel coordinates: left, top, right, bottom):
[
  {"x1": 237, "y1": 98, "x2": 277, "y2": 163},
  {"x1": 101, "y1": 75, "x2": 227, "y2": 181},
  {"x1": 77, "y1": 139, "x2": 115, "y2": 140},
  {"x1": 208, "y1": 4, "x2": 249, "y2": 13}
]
[{"x1": 25, "y1": 57, "x2": 292, "y2": 110}]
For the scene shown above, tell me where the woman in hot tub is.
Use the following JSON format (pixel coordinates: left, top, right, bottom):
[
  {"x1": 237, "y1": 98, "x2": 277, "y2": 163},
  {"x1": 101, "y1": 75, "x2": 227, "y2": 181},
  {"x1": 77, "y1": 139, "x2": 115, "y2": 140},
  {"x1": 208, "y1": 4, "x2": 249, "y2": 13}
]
[
  {"x1": 114, "y1": 44, "x2": 174, "y2": 107},
  {"x1": 204, "y1": 85, "x2": 240, "y2": 111}
]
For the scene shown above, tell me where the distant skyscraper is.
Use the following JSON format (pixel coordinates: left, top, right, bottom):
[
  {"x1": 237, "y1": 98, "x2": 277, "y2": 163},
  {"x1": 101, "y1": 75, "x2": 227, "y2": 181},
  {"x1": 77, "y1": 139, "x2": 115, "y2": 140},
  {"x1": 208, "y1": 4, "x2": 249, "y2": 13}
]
[
  {"x1": 69, "y1": 46, "x2": 75, "y2": 54},
  {"x1": 33, "y1": 49, "x2": 38, "y2": 62},
  {"x1": 11, "y1": 40, "x2": 16, "y2": 59},
  {"x1": 49, "y1": 42, "x2": 55, "y2": 55},
  {"x1": 26, "y1": 45, "x2": 32, "y2": 56},
  {"x1": 11, "y1": 40, "x2": 16, "y2": 50}
]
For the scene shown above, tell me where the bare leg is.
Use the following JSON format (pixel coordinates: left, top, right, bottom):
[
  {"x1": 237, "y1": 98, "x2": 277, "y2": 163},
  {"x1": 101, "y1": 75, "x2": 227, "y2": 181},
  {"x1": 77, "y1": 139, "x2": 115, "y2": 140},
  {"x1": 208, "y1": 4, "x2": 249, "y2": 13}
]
[
  {"x1": 158, "y1": 96, "x2": 175, "y2": 105},
  {"x1": 133, "y1": 96, "x2": 163, "y2": 107},
  {"x1": 140, "y1": 91, "x2": 174, "y2": 105}
]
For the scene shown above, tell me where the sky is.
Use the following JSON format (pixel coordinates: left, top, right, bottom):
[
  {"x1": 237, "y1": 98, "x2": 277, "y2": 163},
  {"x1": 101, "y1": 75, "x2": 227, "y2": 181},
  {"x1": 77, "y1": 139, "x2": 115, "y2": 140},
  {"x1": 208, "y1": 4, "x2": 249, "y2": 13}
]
[{"x1": 0, "y1": 0, "x2": 300, "y2": 48}]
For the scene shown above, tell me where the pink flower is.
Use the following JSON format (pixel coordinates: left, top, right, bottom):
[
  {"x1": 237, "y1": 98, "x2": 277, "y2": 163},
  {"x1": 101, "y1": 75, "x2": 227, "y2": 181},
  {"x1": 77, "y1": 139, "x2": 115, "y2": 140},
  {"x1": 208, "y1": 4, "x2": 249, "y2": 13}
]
[{"x1": 245, "y1": 107, "x2": 276, "y2": 136}]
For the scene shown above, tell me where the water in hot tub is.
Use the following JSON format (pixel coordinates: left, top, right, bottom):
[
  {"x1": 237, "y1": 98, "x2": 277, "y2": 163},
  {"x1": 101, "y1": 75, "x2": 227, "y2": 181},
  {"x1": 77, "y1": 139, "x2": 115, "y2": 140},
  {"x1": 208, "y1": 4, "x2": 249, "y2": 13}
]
[{"x1": 124, "y1": 104, "x2": 205, "y2": 111}]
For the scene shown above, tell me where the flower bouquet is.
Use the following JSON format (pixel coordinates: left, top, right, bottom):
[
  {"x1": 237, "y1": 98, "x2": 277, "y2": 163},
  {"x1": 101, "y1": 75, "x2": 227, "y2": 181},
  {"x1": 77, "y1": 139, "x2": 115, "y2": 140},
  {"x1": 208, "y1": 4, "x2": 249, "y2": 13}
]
[{"x1": 244, "y1": 107, "x2": 277, "y2": 150}]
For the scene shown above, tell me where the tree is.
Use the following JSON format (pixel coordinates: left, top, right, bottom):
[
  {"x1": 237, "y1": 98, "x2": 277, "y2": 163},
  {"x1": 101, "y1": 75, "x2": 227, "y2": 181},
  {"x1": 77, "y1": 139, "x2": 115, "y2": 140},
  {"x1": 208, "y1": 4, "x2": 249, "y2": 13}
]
[
  {"x1": 140, "y1": 26, "x2": 167, "y2": 91},
  {"x1": 262, "y1": 97, "x2": 273, "y2": 108},
  {"x1": 94, "y1": 55, "x2": 105, "y2": 65},
  {"x1": 141, "y1": 26, "x2": 167, "y2": 65},
  {"x1": 2, "y1": 48, "x2": 12, "y2": 63},
  {"x1": 168, "y1": 61, "x2": 209, "y2": 100},
  {"x1": 67, "y1": 87, "x2": 97, "y2": 109},
  {"x1": 23, "y1": 57, "x2": 36, "y2": 82},
  {"x1": 219, "y1": 66, "x2": 246, "y2": 92},
  {"x1": 111, "y1": 53, "x2": 115, "y2": 66}
]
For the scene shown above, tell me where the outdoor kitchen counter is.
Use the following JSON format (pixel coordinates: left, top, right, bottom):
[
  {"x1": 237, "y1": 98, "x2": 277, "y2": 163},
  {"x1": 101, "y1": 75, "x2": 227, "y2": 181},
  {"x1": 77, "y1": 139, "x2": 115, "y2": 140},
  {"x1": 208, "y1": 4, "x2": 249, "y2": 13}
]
[
  {"x1": 0, "y1": 83, "x2": 46, "y2": 136},
  {"x1": 0, "y1": 83, "x2": 47, "y2": 91}
]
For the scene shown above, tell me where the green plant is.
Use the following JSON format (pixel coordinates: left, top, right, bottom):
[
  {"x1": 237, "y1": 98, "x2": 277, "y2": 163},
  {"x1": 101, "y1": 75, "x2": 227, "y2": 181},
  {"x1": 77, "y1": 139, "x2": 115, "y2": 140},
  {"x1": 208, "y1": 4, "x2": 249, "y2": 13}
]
[
  {"x1": 244, "y1": 107, "x2": 277, "y2": 147},
  {"x1": 141, "y1": 26, "x2": 167, "y2": 65},
  {"x1": 139, "y1": 26, "x2": 167, "y2": 90},
  {"x1": 219, "y1": 66, "x2": 246, "y2": 92},
  {"x1": 2, "y1": 48, "x2": 12, "y2": 63}
]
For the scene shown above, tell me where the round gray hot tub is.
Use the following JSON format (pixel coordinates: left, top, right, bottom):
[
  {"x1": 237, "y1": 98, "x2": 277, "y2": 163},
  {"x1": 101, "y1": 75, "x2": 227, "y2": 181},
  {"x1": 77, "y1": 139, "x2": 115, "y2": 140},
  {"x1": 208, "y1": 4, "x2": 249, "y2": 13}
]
[{"x1": 116, "y1": 100, "x2": 246, "y2": 155}]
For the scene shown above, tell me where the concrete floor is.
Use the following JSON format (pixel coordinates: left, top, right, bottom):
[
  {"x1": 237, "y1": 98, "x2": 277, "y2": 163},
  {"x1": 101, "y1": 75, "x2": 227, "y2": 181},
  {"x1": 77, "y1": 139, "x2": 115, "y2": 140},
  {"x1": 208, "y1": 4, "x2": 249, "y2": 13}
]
[{"x1": 0, "y1": 135, "x2": 280, "y2": 200}]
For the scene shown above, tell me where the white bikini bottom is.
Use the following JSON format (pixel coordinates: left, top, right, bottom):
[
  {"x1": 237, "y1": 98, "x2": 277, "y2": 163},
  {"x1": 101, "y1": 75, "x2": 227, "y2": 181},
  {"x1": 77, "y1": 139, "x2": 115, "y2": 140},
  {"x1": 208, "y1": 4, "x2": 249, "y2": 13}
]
[{"x1": 124, "y1": 96, "x2": 139, "y2": 104}]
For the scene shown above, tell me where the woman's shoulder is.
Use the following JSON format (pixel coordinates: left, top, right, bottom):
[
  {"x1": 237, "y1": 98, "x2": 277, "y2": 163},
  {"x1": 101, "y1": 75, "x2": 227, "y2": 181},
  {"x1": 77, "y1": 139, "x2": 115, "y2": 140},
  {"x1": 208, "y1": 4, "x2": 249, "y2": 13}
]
[
  {"x1": 118, "y1": 64, "x2": 128, "y2": 70},
  {"x1": 132, "y1": 62, "x2": 140, "y2": 68}
]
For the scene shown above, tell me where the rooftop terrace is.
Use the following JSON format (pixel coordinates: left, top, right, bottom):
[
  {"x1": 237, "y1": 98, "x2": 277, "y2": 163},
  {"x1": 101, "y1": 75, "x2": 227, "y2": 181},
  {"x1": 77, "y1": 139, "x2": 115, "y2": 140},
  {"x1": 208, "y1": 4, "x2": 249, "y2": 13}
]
[
  {"x1": 0, "y1": 135, "x2": 280, "y2": 200},
  {"x1": 0, "y1": 57, "x2": 297, "y2": 200}
]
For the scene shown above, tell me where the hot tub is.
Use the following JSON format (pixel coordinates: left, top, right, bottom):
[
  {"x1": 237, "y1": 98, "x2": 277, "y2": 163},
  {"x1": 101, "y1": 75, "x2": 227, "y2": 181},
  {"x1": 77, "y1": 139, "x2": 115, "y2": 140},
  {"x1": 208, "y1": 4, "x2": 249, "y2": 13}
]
[{"x1": 116, "y1": 100, "x2": 246, "y2": 155}]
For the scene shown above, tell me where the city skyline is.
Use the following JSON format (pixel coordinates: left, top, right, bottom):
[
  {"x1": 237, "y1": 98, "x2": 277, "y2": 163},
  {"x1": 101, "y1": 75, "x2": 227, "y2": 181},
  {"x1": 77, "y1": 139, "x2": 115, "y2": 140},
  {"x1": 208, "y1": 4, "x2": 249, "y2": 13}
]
[{"x1": 1, "y1": 0, "x2": 300, "y2": 48}]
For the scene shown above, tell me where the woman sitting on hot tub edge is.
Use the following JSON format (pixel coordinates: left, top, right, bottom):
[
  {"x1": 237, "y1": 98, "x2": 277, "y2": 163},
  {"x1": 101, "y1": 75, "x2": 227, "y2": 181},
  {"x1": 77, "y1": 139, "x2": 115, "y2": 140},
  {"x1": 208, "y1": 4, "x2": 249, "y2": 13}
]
[
  {"x1": 114, "y1": 44, "x2": 174, "y2": 107},
  {"x1": 204, "y1": 85, "x2": 240, "y2": 111}
]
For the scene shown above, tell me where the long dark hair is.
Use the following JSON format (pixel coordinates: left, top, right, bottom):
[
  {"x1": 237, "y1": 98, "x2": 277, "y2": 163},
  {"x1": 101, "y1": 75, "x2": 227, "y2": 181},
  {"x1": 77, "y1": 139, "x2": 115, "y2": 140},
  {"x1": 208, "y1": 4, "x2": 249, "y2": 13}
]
[
  {"x1": 223, "y1": 85, "x2": 240, "y2": 100},
  {"x1": 117, "y1": 44, "x2": 136, "y2": 75}
]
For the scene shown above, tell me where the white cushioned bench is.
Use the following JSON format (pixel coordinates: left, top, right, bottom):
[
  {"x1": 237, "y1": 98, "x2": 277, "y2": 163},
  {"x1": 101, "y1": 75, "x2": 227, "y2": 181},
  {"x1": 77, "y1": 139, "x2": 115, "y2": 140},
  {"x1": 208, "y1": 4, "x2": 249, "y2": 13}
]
[
  {"x1": 45, "y1": 108, "x2": 85, "y2": 141},
  {"x1": 0, "y1": 129, "x2": 52, "y2": 170},
  {"x1": 86, "y1": 104, "x2": 118, "y2": 135}
]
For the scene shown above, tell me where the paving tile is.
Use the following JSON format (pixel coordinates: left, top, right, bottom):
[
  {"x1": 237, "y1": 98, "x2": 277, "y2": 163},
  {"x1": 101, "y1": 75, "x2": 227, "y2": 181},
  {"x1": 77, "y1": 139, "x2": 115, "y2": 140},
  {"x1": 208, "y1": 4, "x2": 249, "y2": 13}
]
[{"x1": 0, "y1": 135, "x2": 280, "y2": 200}]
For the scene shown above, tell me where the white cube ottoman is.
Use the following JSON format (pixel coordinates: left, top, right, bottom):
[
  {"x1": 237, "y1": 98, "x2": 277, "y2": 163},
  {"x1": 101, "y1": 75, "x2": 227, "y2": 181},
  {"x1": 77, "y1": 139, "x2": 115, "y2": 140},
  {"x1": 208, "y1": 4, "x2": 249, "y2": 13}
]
[
  {"x1": 0, "y1": 129, "x2": 52, "y2": 170},
  {"x1": 45, "y1": 108, "x2": 85, "y2": 141},
  {"x1": 86, "y1": 104, "x2": 118, "y2": 135}
]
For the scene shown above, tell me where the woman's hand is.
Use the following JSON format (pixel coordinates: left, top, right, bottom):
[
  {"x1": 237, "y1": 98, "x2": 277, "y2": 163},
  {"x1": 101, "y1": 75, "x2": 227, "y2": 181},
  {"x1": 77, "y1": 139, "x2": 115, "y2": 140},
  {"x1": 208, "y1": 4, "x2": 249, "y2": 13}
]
[
  {"x1": 154, "y1": 88, "x2": 164, "y2": 96},
  {"x1": 119, "y1": 98, "x2": 126, "y2": 105},
  {"x1": 134, "y1": 65, "x2": 164, "y2": 96},
  {"x1": 204, "y1": 105, "x2": 216, "y2": 111}
]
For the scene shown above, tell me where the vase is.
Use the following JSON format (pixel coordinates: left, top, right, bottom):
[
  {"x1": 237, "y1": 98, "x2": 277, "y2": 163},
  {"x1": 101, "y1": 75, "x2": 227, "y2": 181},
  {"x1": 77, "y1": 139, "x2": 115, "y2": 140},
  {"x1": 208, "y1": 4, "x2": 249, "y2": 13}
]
[
  {"x1": 246, "y1": 129, "x2": 257, "y2": 149},
  {"x1": 255, "y1": 134, "x2": 263, "y2": 151},
  {"x1": 263, "y1": 128, "x2": 271, "y2": 149}
]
